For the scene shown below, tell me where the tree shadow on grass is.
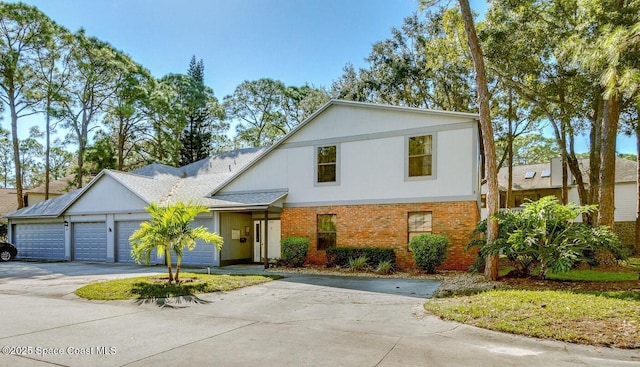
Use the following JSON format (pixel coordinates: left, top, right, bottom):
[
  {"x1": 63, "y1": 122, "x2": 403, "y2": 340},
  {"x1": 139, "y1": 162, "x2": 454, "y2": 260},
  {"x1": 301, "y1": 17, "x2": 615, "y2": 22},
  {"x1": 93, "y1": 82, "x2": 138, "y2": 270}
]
[{"x1": 131, "y1": 281, "x2": 212, "y2": 309}]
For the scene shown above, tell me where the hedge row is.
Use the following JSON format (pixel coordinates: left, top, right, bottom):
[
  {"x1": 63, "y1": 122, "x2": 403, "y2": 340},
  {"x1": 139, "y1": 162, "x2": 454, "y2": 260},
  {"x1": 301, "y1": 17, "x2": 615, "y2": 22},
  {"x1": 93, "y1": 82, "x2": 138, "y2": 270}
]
[{"x1": 326, "y1": 247, "x2": 396, "y2": 269}]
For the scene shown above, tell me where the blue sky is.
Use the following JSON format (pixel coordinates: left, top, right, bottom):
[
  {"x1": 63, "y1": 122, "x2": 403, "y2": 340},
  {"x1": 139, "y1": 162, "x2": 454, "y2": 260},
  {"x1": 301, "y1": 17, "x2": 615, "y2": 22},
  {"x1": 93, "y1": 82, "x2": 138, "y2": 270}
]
[
  {"x1": 17, "y1": 0, "x2": 424, "y2": 100},
  {"x1": 4, "y1": 0, "x2": 635, "y2": 154}
]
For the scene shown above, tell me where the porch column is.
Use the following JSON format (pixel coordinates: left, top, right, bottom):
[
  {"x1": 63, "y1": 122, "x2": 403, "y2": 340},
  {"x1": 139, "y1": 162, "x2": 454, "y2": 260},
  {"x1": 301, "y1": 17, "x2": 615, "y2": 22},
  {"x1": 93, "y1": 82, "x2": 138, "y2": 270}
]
[{"x1": 264, "y1": 210, "x2": 269, "y2": 269}]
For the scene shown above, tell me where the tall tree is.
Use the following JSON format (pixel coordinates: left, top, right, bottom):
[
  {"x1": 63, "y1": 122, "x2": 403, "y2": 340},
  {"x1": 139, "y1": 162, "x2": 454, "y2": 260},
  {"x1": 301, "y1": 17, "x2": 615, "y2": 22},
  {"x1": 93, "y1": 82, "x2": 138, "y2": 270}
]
[
  {"x1": 103, "y1": 56, "x2": 154, "y2": 170},
  {"x1": 225, "y1": 78, "x2": 288, "y2": 147},
  {"x1": 332, "y1": 9, "x2": 475, "y2": 112},
  {"x1": 483, "y1": 0, "x2": 596, "y2": 220},
  {"x1": 141, "y1": 79, "x2": 187, "y2": 166},
  {"x1": 59, "y1": 30, "x2": 121, "y2": 188},
  {"x1": 458, "y1": 0, "x2": 500, "y2": 280},
  {"x1": 19, "y1": 126, "x2": 44, "y2": 189},
  {"x1": 572, "y1": 0, "x2": 640, "y2": 228},
  {"x1": 28, "y1": 22, "x2": 73, "y2": 199},
  {"x1": 281, "y1": 84, "x2": 330, "y2": 127},
  {"x1": 174, "y1": 56, "x2": 227, "y2": 165},
  {"x1": 0, "y1": 127, "x2": 12, "y2": 188},
  {"x1": 0, "y1": 3, "x2": 56, "y2": 207}
]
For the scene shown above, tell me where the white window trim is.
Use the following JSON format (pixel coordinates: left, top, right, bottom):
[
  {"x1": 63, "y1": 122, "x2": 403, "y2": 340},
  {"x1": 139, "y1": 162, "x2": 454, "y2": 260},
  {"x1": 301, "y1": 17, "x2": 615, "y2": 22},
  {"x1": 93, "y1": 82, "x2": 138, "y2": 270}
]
[
  {"x1": 314, "y1": 143, "x2": 340, "y2": 187},
  {"x1": 405, "y1": 134, "x2": 437, "y2": 181}
]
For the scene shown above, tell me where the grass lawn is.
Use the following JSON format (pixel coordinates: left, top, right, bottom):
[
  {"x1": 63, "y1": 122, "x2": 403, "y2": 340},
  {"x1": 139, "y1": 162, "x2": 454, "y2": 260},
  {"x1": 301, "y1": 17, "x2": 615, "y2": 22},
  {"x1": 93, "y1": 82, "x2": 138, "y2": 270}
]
[
  {"x1": 427, "y1": 259, "x2": 640, "y2": 348},
  {"x1": 424, "y1": 289, "x2": 640, "y2": 348},
  {"x1": 75, "y1": 272, "x2": 278, "y2": 300}
]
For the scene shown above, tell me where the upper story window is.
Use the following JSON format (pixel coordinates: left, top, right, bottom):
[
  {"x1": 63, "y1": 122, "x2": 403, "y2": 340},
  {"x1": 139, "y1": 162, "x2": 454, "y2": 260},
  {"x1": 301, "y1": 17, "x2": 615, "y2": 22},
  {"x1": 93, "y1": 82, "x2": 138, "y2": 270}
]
[
  {"x1": 408, "y1": 135, "x2": 433, "y2": 177},
  {"x1": 317, "y1": 145, "x2": 337, "y2": 183}
]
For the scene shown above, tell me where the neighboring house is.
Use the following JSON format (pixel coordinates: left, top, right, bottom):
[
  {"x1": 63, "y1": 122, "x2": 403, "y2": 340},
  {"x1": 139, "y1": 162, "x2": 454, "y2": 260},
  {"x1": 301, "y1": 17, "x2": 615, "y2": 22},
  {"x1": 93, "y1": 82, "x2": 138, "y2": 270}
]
[
  {"x1": 24, "y1": 175, "x2": 92, "y2": 207},
  {"x1": 0, "y1": 175, "x2": 90, "y2": 222},
  {"x1": 5, "y1": 100, "x2": 482, "y2": 270},
  {"x1": 0, "y1": 188, "x2": 18, "y2": 224},
  {"x1": 483, "y1": 157, "x2": 638, "y2": 249}
]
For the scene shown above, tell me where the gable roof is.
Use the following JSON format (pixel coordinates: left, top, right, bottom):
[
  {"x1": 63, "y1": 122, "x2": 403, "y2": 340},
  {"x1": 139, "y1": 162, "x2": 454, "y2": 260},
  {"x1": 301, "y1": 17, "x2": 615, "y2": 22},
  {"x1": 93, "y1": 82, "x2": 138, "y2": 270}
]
[
  {"x1": 4, "y1": 147, "x2": 268, "y2": 219},
  {"x1": 210, "y1": 99, "x2": 480, "y2": 195},
  {"x1": 5, "y1": 189, "x2": 81, "y2": 219}
]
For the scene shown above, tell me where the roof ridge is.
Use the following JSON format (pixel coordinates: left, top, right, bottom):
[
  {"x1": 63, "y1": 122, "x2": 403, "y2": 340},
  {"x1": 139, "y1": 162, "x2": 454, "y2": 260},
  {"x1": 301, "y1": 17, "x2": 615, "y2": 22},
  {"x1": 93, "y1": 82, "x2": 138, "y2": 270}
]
[{"x1": 159, "y1": 177, "x2": 187, "y2": 206}]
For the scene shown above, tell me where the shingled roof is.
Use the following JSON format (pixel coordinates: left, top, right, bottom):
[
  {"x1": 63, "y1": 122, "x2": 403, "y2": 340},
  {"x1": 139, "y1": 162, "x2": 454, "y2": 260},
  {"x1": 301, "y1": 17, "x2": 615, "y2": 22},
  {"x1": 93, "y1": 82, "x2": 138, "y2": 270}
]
[
  {"x1": 4, "y1": 147, "x2": 270, "y2": 219},
  {"x1": 499, "y1": 157, "x2": 636, "y2": 191}
]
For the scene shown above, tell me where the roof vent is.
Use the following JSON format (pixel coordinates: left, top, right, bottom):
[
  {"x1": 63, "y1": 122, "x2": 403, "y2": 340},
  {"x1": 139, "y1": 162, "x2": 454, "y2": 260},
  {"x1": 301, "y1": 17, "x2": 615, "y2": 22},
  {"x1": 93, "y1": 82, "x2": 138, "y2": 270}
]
[
  {"x1": 524, "y1": 171, "x2": 536, "y2": 179},
  {"x1": 541, "y1": 170, "x2": 551, "y2": 178}
]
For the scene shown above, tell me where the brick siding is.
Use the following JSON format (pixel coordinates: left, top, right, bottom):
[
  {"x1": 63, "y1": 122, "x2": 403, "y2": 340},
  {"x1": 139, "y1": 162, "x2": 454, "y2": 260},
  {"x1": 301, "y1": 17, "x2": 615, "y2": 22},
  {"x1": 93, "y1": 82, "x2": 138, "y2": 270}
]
[{"x1": 281, "y1": 201, "x2": 480, "y2": 270}]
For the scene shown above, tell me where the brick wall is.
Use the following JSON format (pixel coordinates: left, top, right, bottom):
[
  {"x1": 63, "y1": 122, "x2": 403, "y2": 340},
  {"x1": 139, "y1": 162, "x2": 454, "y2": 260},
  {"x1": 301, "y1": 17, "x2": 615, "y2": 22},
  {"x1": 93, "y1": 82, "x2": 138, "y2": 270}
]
[{"x1": 280, "y1": 201, "x2": 480, "y2": 270}]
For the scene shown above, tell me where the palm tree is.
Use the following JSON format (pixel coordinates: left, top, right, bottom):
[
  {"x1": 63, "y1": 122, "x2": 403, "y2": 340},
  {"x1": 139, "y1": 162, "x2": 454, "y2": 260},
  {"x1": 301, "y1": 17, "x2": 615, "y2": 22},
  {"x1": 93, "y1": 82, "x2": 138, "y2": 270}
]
[{"x1": 130, "y1": 202, "x2": 223, "y2": 282}]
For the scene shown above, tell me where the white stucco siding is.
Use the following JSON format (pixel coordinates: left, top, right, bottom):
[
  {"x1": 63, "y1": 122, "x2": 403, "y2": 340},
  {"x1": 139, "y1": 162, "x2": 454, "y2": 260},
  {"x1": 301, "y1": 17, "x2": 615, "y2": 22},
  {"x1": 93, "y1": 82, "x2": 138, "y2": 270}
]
[
  {"x1": 287, "y1": 104, "x2": 474, "y2": 143},
  {"x1": 219, "y1": 103, "x2": 479, "y2": 205},
  {"x1": 66, "y1": 175, "x2": 148, "y2": 215},
  {"x1": 223, "y1": 127, "x2": 477, "y2": 205},
  {"x1": 220, "y1": 148, "x2": 289, "y2": 192}
]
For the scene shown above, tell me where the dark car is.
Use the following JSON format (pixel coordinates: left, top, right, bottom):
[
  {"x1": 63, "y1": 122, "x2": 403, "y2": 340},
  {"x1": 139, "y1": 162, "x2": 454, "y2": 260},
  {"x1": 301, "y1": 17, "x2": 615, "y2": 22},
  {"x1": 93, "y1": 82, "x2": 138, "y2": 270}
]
[{"x1": 0, "y1": 242, "x2": 17, "y2": 262}]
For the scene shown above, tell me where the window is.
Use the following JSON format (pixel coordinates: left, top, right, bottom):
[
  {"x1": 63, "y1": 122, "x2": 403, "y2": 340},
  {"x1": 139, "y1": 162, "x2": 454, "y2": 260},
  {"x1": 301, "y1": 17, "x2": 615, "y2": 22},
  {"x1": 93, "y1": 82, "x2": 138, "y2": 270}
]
[
  {"x1": 524, "y1": 171, "x2": 536, "y2": 179},
  {"x1": 408, "y1": 135, "x2": 433, "y2": 177},
  {"x1": 408, "y1": 212, "x2": 432, "y2": 241},
  {"x1": 317, "y1": 214, "x2": 336, "y2": 250},
  {"x1": 541, "y1": 170, "x2": 551, "y2": 178},
  {"x1": 317, "y1": 145, "x2": 337, "y2": 183}
]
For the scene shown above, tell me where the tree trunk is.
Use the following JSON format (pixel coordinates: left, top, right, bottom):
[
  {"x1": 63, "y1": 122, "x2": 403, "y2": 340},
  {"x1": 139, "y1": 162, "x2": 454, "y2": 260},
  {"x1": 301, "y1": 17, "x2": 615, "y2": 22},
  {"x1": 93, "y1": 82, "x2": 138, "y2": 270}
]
[
  {"x1": 165, "y1": 248, "x2": 174, "y2": 283},
  {"x1": 118, "y1": 116, "x2": 125, "y2": 171},
  {"x1": 506, "y1": 97, "x2": 513, "y2": 209},
  {"x1": 589, "y1": 94, "x2": 603, "y2": 209},
  {"x1": 561, "y1": 153, "x2": 569, "y2": 205},
  {"x1": 636, "y1": 116, "x2": 640, "y2": 255},
  {"x1": 45, "y1": 96, "x2": 51, "y2": 200},
  {"x1": 175, "y1": 262, "x2": 181, "y2": 283},
  {"x1": 9, "y1": 96, "x2": 24, "y2": 209},
  {"x1": 459, "y1": 0, "x2": 499, "y2": 280},
  {"x1": 597, "y1": 96, "x2": 620, "y2": 228}
]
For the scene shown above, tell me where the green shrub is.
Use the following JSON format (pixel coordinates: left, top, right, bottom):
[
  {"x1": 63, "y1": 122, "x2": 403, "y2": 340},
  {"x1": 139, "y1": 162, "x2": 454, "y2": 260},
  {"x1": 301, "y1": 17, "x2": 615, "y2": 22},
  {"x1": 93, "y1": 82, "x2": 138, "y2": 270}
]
[
  {"x1": 467, "y1": 196, "x2": 628, "y2": 278},
  {"x1": 376, "y1": 260, "x2": 394, "y2": 274},
  {"x1": 348, "y1": 256, "x2": 369, "y2": 271},
  {"x1": 281, "y1": 237, "x2": 309, "y2": 267},
  {"x1": 410, "y1": 234, "x2": 449, "y2": 273},
  {"x1": 326, "y1": 247, "x2": 396, "y2": 268}
]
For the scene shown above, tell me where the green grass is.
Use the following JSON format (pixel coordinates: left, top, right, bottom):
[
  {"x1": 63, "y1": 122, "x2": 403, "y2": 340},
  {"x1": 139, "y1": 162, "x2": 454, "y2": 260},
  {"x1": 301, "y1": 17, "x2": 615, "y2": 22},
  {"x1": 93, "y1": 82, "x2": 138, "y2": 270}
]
[
  {"x1": 498, "y1": 264, "x2": 639, "y2": 281},
  {"x1": 75, "y1": 272, "x2": 278, "y2": 300},
  {"x1": 545, "y1": 269, "x2": 639, "y2": 281},
  {"x1": 425, "y1": 290, "x2": 640, "y2": 348}
]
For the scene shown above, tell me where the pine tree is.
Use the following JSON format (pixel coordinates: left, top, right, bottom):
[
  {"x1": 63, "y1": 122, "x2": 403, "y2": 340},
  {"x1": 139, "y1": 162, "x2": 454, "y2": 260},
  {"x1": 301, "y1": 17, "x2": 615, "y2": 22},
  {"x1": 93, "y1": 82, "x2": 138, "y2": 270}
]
[{"x1": 179, "y1": 55, "x2": 218, "y2": 165}]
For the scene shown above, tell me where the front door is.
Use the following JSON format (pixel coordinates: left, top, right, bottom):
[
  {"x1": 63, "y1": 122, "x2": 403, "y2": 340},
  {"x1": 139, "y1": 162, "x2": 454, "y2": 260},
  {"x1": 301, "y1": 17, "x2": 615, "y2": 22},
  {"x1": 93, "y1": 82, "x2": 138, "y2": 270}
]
[{"x1": 253, "y1": 220, "x2": 281, "y2": 262}]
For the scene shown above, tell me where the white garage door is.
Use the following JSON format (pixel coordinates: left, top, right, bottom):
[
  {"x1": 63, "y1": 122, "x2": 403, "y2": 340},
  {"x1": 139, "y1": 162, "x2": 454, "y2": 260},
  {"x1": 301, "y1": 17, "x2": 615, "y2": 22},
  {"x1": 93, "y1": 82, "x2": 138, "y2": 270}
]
[
  {"x1": 12, "y1": 223, "x2": 65, "y2": 260},
  {"x1": 179, "y1": 218, "x2": 218, "y2": 266},
  {"x1": 73, "y1": 222, "x2": 107, "y2": 262},
  {"x1": 116, "y1": 221, "x2": 158, "y2": 264}
]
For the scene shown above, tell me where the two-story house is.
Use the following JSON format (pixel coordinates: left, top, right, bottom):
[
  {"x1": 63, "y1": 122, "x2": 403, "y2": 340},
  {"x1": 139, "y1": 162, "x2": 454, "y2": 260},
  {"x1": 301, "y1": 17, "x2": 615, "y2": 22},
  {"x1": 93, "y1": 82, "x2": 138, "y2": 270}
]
[{"x1": 5, "y1": 100, "x2": 481, "y2": 270}]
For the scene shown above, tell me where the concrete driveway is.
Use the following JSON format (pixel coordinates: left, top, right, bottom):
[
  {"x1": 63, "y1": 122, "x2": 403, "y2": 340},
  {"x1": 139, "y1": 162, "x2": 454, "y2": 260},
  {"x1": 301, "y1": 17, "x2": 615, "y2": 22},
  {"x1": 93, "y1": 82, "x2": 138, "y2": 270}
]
[{"x1": 0, "y1": 262, "x2": 637, "y2": 367}]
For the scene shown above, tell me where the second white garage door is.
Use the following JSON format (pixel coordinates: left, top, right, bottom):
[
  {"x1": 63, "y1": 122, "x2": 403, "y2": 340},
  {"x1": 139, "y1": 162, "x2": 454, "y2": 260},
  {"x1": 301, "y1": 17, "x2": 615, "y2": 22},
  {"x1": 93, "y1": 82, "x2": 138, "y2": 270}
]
[{"x1": 73, "y1": 222, "x2": 107, "y2": 261}]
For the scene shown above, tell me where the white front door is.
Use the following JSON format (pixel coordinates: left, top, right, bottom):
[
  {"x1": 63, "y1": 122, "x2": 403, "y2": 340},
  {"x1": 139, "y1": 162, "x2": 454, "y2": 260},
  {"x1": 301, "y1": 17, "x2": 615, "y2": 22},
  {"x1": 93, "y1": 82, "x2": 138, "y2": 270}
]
[{"x1": 253, "y1": 220, "x2": 281, "y2": 262}]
